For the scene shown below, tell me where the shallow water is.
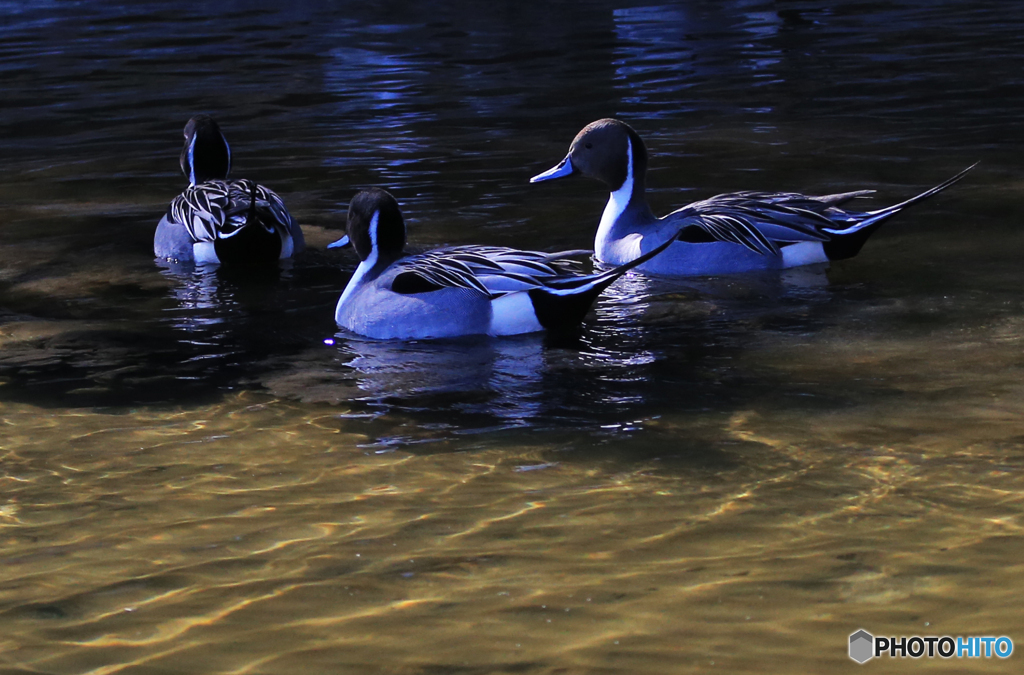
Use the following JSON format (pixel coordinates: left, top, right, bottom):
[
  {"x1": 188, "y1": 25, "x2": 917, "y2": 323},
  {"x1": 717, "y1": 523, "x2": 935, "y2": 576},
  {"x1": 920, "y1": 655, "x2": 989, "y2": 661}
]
[{"x1": 1, "y1": 1, "x2": 1023, "y2": 673}]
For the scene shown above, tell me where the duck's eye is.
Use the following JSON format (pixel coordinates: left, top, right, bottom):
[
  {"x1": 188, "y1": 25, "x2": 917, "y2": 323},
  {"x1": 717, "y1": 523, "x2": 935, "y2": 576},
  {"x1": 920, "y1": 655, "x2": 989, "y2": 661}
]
[{"x1": 585, "y1": 143, "x2": 593, "y2": 149}]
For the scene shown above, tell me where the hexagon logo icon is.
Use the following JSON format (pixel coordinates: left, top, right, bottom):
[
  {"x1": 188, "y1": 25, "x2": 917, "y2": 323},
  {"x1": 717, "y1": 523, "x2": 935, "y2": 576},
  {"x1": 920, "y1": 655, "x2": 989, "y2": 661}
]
[{"x1": 849, "y1": 629, "x2": 874, "y2": 663}]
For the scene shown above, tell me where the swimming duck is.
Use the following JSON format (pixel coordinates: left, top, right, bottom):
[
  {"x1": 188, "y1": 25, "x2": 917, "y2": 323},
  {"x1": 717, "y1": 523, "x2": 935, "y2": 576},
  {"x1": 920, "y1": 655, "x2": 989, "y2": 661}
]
[
  {"x1": 154, "y1": 115, "x2": 305, "y2": 266},
  {"x1": 531, "y1": 118, "x2": 974, "y2": 276},
  {"x1": 331, "y1": 188, "x2": 679, "y2": 340}
]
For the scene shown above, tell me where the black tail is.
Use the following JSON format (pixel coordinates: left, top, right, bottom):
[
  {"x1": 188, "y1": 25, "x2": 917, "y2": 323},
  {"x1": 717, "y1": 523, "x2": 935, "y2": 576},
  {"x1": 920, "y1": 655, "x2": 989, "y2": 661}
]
[
  {"x1": 213, "y1": 182, "x2": 283, "y2": 267},
  {"x1": 823, "y1": 162, "x2": 977, "y2": 260},
  {"x1": 529, "y1": 231, "x2": 679, "y2": 331}
]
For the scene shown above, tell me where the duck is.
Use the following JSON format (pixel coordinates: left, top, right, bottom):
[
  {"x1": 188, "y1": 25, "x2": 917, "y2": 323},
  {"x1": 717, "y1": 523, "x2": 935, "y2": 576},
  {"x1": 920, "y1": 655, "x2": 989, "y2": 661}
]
[
  {"x1": 154, "y1": 115, "x2": 305, "y2": 266},
  {"x1": 530, "y1": 118, "x2": 974, "y2": 277},
  {"x1": 330, "y1": 188, "x2": 680, "y2": 340}
]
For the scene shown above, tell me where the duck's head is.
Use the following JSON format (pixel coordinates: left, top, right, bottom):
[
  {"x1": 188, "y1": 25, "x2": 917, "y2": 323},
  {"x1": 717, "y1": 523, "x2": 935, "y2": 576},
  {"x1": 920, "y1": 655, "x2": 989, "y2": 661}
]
[
  {"x1": 530, "y1": 118, "x2": 648, "y2": 192},
  {"x1": 343, "y1": 188, "x2": 407, "y2": 263},
  {"x1": 180, "y1": 115, "x2": 232, "y2": 186}
]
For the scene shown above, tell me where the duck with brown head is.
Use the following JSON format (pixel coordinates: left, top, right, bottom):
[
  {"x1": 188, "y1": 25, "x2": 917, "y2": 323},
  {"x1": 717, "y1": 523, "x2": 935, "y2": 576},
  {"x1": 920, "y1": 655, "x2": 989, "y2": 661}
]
[
  {"x1": 155, "y1": 115, "x2": 305, "y2": 267},
  {"x1": 332, "y1": 188, "x2": 680, "y2": 340},
  {"x1": 532, "y1": 118, "x2": 974, "y2": 277}
]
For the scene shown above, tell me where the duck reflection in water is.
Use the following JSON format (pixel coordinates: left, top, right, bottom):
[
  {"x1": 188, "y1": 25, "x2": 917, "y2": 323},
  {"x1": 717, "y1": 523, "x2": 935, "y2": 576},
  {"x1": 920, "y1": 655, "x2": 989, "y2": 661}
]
[
  {"x1": 157, "y1": 258, "x2": 287, "y2": 348},
  {"x1": 345, "y1": 334, "x2": 543, "y2": 399}
]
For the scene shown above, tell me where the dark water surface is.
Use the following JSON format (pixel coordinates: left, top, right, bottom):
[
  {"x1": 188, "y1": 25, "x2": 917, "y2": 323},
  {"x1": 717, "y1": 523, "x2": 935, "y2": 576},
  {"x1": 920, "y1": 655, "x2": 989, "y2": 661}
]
[{"x1": 1, "y1": 1, "x2": 1023, "y2": 673}]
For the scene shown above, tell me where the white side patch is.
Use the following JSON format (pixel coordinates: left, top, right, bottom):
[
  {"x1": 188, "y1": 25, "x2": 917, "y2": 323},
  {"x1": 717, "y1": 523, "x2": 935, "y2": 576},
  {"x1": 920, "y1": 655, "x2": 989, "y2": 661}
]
[
  {"x1": 279, "y1": 231, "x2": 294, "y2": 259},
  {"x1": 781, "y1": 241, "x2": 829, "y2": 268},
  {"x1": 596, "y1": 138, "x2": 634, "y2": 260},
  {"x1": 489, "y1": 292, "x2": 544, "y2": 336},
  {"x1": 193, "y1": 241, "x2": 220, "y2": 265}
]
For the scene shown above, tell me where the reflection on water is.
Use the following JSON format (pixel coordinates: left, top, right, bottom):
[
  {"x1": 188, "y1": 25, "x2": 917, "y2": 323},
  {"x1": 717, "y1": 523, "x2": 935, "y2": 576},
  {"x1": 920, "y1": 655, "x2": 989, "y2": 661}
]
[
  {"x1": 265, "y1": 334, "x2": 550, "y2": 427},
  {"x1": 338, "y1": 335, "x2": 548, "y2": 420},
  {"x1": 1, "y1": 1, "x2": 1023, "y2": 673},
  {"x1": 612, "y1": 5, "x2": 785, "y2": 116}
]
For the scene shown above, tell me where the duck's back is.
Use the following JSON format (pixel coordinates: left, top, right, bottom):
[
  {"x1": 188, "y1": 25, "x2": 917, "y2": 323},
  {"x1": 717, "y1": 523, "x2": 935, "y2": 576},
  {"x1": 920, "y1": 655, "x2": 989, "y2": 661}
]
[{"x1": 157, "y1": 179, "x2": 302, "y2": 264}]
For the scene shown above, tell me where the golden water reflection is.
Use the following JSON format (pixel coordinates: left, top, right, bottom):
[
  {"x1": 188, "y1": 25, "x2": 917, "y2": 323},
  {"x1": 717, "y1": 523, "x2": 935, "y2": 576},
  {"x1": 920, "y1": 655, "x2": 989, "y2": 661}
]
[{"x1": 2, "y1": 304, "x2": 1022, "y2": 674}]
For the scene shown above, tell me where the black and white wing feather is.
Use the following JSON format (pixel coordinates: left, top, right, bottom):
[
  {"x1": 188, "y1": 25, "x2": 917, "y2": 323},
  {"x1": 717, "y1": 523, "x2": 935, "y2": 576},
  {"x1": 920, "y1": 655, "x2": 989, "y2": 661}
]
[
  {"x1": 168, "y1": 179, "x2": 294, "y2": 242},
  {"x1": 390, "y1": 246, "x2": 591, "y2": 297},
  {"x1": 669, "y1": 190, "x2": 874, "y2": 256},
  {"x1": 670, "y1": 162, "x2": 977, "y2": 256}
]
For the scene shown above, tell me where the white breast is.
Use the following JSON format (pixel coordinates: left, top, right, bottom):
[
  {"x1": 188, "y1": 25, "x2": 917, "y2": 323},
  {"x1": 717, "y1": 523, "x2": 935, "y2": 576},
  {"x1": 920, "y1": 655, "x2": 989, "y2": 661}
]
[{"x1": 781, "y1": 241, "x2": 828, "y2": 268}]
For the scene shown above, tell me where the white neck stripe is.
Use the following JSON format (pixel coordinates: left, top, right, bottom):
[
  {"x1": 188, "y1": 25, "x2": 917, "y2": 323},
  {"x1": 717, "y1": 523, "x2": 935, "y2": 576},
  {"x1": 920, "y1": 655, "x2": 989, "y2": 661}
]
[
  {"x1": 336, "y1": 210, "x2": 380, "y2": 312},
  {"x1": 368, "y1": 210, "x2": 380, "y2": 252},
  {"x1": 188, "y1": 134, "x2": 197, "y2": 186},
  {"x1": 596, "y1": 137, "x2": 634, "y2": 256},
  {"x1": 223, "y1": 134, "x2": 231, "y2": 178}
]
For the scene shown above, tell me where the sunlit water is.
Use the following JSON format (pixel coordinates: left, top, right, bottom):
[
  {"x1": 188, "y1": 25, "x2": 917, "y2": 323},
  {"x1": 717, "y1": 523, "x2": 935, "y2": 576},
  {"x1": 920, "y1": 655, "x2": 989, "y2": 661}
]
[{"x1": 1, "y1": 1, "x2": 1023, "y2": 673}]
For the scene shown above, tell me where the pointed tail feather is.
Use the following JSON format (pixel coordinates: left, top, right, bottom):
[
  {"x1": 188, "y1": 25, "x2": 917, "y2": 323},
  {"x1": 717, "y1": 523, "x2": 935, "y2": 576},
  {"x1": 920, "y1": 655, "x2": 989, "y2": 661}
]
[
  {"x1": 868, "y1": 161, "x2": 977, "y2": 217},
  {"x1": 821, "y1": 163, "x2": 976, "y2": 260},
  {"x1": 246, "y1": 181, "x2": 259, "y2": 224},
  {"x1": 217, "y1": 181, "x2": 262, "y2": 240},
  {"x1": 825, "y1": 162, "x2": 977, "y2": 236}
]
